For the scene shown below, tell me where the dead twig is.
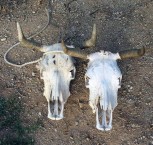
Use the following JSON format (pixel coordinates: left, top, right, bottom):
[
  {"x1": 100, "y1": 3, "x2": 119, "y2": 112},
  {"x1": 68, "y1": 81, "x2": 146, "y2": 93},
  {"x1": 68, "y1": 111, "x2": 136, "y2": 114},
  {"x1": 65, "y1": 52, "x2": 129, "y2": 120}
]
[{"x1": 89, "y1": 8, "x2": 100, "y2": 16}]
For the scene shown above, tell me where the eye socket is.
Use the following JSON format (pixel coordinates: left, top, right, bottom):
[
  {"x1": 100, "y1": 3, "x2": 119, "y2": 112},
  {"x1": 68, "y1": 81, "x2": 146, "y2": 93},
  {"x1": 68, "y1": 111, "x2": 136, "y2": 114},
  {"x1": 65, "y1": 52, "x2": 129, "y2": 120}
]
[
  {"x1": 70, "y1": 69, "x2": 75, "y2": 79},
  {"x1": 118, "y1": 77, "x2": 121, "y2": 86}
]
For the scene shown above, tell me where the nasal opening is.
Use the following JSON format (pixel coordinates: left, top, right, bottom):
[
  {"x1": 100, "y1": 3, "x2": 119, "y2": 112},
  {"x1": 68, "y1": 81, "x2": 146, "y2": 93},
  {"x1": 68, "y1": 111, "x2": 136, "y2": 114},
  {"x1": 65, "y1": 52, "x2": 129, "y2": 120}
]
[
  {"x1": 96, "y1": 104, "x2": 113, "y2": 131},
  {"x1": 47, "y1": 99, "x2": 64, "y2": 120}
]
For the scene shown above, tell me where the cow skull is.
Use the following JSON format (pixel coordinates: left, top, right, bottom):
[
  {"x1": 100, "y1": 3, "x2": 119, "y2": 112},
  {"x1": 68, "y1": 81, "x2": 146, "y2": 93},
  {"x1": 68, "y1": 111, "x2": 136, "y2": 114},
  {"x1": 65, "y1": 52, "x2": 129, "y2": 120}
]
[
  {"x1": 38, "y1": 44, "x2": 76, "y2": 120},
  {"x1": 61, "y1": 24, "x2": 145, "y2": 130},
  {"x1": 85, "y1": 51, "x2": 122, "y2": 131},
  {"x1": 16, "y1": 22, "x2": 96, "y2": 120}
]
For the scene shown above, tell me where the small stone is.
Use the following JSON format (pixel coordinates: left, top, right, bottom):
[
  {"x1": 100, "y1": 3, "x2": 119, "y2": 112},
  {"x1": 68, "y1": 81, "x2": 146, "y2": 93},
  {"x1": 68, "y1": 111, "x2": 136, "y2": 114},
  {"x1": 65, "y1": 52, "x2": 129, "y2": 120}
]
[
  {"x1": 150, "y1": 141, "x2": 153, "y2": 144},
  {"x1": 75, "y1": 121, "x2": 79, "y2": 126},
  {"x1": 127, "y1": 85, "x2": 130, "y2": 88},
  {"x1": 32, "y1": 11, "x2": 36, "y2": 14},
  {"x1": 131, "y1": 124, "x2": 140, "y2": 128},
  {"x1": 37, "y1": 0, "x2": 42, "y2": 5},
  {"x1": 38, "y1": 112, "x2": 41, "y2": 116},
  {"x1": 32, "y1": 72, "x2": 36, "y2": 76},
  {"x1": 70, "y1": 136, "x2": 73, "y2": 140},
  {"x1": 142, "y1": 136, "x2": 145, "y2": 138},
  {"x1": 1, "y1": 38, "x2": 7, "y2": 41},
  {"x1": 79, "y1": 102, "x2": 83, "y2": 108},
  {"x1": 128, "y1": 89, "x2": 131, "y2": 93}
]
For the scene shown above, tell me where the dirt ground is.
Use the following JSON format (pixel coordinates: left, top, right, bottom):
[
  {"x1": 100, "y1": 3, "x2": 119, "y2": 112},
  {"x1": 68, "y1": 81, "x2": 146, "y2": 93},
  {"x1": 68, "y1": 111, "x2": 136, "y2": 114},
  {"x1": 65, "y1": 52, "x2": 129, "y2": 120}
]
[{"x1": 0, "y1": 0, "x2": 153, "y2": 145}]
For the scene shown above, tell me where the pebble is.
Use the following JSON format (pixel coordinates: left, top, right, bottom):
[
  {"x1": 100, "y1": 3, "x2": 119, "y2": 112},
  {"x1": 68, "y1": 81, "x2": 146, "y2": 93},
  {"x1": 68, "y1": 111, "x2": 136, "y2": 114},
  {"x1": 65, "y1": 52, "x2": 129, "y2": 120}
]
[
  {"x1": 32, "y1": 72, "x2": 36, "y2": 76},
  {"x1": 37, "y1": 0, "x2": 42, "y2": 5},
  {"x1": 127, "y1": 85, "x2": 131, "y2": 88},
  {"x1": 38, "y1": 112, "x2": 41, "y2": 116},
  {"x1": 1, "y1": 38, "x2": 7, "y2": 41},
  {"x1": 79, "y1": 102, "x2": 83, "y2": 108},
  {"x1": 146, "y1": 103, "x2": 150, "y2": 106},
  {"x1": 75, "y1": 121, "x2": 79, "y2": 126},
  {"x1": 131, "y1": 124, "x2": 140, "y2": 128},
  {"x1": 150, "y1": 141, "x2": 153, "y2": 144}
]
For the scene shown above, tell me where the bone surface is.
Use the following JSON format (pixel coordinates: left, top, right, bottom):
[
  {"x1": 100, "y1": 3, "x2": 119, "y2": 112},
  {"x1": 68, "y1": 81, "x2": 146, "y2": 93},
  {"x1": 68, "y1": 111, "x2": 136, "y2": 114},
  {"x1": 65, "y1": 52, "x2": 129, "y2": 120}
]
[
  {"x1": 85, "y1": 51, "x2": 122, "y2": 131},
  {"x1": 38, "y1": 43, "x2": 76, "y2": 120},
  {"x1": 16, "y1": 22, "x2": 76, "y2": 120}
]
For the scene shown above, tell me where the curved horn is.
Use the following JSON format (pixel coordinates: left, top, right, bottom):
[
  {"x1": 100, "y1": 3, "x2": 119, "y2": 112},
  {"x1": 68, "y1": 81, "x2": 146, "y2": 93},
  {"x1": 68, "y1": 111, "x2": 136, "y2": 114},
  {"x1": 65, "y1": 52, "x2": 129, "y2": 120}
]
[
  {"x1": 61, "y1": 40, "x2": 88, "y2": 59},
  {"x1": 118, "y1": 47, "x2": 145, "y2": 59},
  {"x1": 17, "y1": 22, "x2": 43, "y2": 51},
  {"x1": 83, "y1": 24, "x2": 96, "y2": 48}
]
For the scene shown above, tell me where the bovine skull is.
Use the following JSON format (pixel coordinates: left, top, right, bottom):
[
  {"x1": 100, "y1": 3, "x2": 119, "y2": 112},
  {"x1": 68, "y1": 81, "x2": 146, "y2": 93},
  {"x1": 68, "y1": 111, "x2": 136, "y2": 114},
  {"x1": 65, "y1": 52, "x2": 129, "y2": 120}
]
[
  {"x1": 16, "y1": 22, "x2": 96, "y2": 120},
  {"x1": 61, "y1": 24, "x2": 145, "y2": 130},
  {"x1": 38, "y1": 44, "x2": 76, "y2": 120},
  {"x1": 85, "y1": 51, "x2": 122, "y2": 131}
]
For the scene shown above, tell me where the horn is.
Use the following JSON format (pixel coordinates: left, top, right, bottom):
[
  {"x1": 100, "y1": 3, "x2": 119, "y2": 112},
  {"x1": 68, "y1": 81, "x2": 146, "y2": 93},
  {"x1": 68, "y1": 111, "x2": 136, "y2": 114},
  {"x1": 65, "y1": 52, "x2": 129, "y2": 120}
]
[
  {"x1": 83, "y1": 24, "x2": 96, "y2": 48},
  {"x1": 119, "y1": 47, "x2": 145, "y2": 59},
  {"x1": 61, "y1": 40, "x2": 88, "y2": 59},
  {"x1": 17, "y1": 22, "x2": 43, "y2": 51}
]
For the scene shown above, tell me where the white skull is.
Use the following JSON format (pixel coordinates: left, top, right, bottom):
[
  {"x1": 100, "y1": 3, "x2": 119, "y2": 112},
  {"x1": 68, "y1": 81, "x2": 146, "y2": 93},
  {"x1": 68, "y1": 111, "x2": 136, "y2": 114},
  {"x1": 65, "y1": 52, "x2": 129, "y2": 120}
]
[
  {"x1": 38, "y1": 43, "x2": 76, "y2": 120},
  {"x1": 85, "y1": 51, "x2": 122, "y2": 131},
  {"x1": 60, "y1": 24, "x2": 144, "y2": 131}
]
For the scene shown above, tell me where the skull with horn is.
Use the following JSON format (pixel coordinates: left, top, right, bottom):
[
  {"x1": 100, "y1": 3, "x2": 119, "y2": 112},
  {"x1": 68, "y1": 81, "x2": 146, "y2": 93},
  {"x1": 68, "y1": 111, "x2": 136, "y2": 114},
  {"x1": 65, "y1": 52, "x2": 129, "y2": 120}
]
[
  {"x1": 17, "y1": 22, "x2": 77, "y2": 120},
  {"x1": 16, "y1": 22, "x2": 96, "y2": 120},
  {"x1": 61, "y1": 24, "x2": 145, "y2": 130}
]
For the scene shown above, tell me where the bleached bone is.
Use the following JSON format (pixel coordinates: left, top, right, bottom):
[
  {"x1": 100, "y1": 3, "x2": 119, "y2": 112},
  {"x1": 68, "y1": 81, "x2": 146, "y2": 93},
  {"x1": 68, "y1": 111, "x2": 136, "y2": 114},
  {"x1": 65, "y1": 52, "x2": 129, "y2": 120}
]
[
  {"x1": 38, "y1": 44, "x2": 76, "y2": 120},
  {"x1": 16, "y1": 22, "x2": 95, "y2": 120},
  {"x1": 85, "y1": 51, "x2": 122, "y2": 131},
  {"x1": 61, "y1": 24, "x2": 145, "y2": 130},
  {"x1": 16, "y1": 22, "x2": 75, "y2": 120}
]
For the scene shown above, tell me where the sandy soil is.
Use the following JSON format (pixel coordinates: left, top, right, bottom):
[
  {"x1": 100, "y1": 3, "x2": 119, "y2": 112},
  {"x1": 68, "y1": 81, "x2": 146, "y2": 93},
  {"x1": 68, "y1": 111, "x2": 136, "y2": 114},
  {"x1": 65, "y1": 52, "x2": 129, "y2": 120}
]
[{"x1": 0, "y1": 0, "x2": 153, "y2": 145}]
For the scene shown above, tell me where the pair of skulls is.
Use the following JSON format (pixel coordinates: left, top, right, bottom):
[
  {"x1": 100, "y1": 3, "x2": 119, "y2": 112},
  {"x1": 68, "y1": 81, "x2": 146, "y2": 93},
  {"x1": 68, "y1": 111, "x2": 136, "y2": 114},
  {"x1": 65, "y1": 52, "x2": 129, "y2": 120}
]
[{"x1": 17, "y1": 23, "x2": 145, "y2": 131}]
